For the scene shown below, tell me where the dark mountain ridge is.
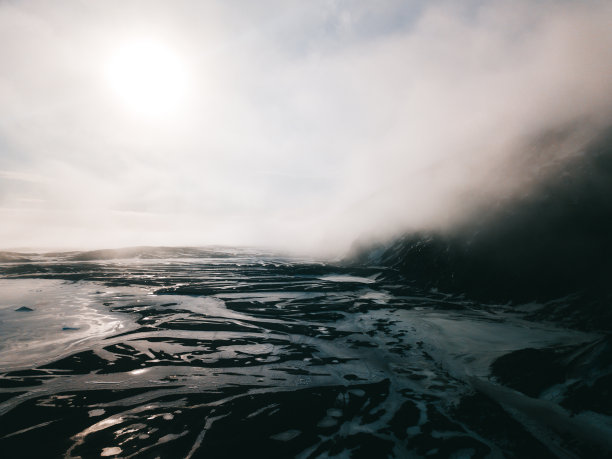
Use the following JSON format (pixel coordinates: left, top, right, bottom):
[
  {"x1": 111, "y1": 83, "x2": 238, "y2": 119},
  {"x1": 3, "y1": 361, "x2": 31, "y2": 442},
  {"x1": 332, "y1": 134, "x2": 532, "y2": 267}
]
[{"x1": 348, "y1": 126, "x2": 612, "y2": 326}]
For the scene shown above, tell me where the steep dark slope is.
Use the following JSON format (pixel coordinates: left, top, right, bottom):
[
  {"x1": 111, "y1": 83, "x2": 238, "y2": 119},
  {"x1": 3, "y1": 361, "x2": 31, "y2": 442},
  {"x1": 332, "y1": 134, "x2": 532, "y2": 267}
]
[{"x1": 349, "y1": 127, "x2": 612, "y2": 316}]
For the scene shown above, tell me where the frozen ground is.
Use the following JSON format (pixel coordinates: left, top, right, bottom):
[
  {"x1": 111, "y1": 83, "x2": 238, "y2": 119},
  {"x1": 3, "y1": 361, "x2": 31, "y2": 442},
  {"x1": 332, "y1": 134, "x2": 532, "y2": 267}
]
[{"x1": 0, "y1": 247, "x2": 609, "y2": 458}]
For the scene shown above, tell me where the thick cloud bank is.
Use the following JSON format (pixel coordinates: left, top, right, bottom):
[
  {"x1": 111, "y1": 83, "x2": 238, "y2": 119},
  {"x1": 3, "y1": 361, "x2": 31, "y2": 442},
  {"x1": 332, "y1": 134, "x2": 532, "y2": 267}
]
[{"x1": 1, "y1": 1, "x2": 612, "y2": 254}]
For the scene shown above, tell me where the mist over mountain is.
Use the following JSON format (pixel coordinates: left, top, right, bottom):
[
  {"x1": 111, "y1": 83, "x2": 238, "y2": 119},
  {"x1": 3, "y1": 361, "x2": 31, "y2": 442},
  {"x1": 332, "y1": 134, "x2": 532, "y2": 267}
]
[{"x1": 348, "y1": 124, "x2": 612, "y2": 317}]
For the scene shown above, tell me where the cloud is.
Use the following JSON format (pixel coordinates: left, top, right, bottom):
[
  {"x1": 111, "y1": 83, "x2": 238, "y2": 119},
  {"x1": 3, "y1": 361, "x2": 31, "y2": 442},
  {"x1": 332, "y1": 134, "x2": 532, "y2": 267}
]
[{"x1": 0, "y1": 0, "x2": 611, "y2": 254}]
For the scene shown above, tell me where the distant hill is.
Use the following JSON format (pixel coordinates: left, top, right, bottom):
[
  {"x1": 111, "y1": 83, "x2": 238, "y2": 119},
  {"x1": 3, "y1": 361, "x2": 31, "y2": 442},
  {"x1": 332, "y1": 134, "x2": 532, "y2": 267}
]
[
  {"x1": 65, "y1": 246, "x2": 237, "y2": 261},
  {"x1": 0, "y1": 251, "x2": 33, "y2": 263},
  {"x1": 0, "y1": 246, "x2": 256, "y2": 263}
]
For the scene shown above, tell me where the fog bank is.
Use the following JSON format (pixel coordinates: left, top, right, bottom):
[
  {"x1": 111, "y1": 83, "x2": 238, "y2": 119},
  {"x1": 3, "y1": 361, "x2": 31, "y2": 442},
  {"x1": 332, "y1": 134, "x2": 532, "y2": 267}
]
[{"x1": 1, "y1": 1, "x2": 612, "y2": 255}]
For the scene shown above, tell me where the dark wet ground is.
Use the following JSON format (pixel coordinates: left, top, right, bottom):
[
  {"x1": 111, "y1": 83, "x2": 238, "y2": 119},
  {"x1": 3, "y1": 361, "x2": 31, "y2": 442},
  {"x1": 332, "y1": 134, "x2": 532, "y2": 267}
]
[{"x1": 0, "y1": 248, "x2": 610, "y2": 458}]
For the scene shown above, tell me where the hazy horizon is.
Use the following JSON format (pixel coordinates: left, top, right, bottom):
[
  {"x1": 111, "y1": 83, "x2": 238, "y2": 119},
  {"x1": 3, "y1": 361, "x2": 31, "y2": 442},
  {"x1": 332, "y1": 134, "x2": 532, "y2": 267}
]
[
  {"x1": 2, "y1": 0, "x2": 612, "y2": 256},
  {"x1": 3, "y1": 5, "x2": 612, "y2": 454}
]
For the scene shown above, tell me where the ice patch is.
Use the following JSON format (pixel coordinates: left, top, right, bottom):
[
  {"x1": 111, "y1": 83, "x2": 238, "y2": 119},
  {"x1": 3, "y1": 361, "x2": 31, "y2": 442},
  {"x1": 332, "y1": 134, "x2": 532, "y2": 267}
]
[
  {"x1": 319, "y1": 275, "x2": 376, "y2": 284},
  {"x1": 101, "y1": 446, "x2": 122, "y2": 456},
  {"x1": 0, "y1": 279, "x2": 136, "y2": 371},
  {"x1": 271, "y1": 430, "x2": 301, "y2": 441}
]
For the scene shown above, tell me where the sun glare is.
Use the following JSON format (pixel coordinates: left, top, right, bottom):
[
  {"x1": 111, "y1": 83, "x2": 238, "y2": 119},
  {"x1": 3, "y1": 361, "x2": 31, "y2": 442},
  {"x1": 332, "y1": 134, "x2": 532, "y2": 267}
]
[{"x1": 106, "y1": 39, "x2": 188, "y2": 118}]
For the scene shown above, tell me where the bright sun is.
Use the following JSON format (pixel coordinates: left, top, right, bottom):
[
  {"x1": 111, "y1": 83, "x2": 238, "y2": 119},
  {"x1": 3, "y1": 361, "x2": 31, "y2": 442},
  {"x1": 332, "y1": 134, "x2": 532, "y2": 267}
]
[{"x1": 106, "y1": 39, "x2": 188, "y2": 117}]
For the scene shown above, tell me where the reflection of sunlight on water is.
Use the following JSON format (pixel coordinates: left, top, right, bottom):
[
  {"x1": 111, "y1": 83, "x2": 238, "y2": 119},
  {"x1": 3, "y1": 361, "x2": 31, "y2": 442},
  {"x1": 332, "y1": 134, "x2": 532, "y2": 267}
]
[
  {"x1": 130, "y1": 368, "x2": 149, "y2": 376},
  {"x1": 319, "y1": 274, "x2": 378, "y2": 284},
  {"x1": 0, "y1": 279, "x2": 137, "y2": 371}
]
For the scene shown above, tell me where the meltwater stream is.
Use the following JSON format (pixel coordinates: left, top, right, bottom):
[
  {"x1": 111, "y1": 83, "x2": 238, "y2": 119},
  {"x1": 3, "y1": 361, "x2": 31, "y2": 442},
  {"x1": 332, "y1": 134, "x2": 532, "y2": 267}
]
[{"x1": 0, "y1": 248, "x2": 608, "y2": 458}]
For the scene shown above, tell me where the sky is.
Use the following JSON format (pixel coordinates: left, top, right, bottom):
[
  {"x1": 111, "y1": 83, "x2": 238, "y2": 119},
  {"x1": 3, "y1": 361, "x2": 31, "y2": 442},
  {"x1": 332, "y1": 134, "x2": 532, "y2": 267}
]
[{"x1": 1, "y1": 0, "x2": 612, "y2": 255}]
